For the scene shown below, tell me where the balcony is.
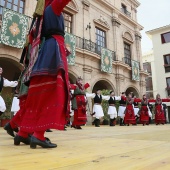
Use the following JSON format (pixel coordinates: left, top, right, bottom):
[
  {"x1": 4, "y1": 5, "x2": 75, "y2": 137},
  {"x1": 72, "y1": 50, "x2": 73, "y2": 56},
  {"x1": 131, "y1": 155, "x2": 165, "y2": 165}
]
[
  {"x1": 76, "y1": 36, "x2": 116, "y2": 61},
  {"x1": 123, "y1": 57, "x2": 131, "y2": 67},
  {"x1": 121, "y1": 8, "x2": 131, "y2": 17}
]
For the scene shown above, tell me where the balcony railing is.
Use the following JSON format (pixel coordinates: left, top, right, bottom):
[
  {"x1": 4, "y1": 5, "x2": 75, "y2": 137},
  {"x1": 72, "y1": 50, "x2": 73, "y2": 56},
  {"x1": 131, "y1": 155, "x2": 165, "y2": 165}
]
[
  {"x1": 76, "y1": 36, "x2": 116, "y2": 61},
  {"x1": 121, "y1": 8, "x2": 131, "y2": 17},
  {"x1": 123, "y1": 57, "x2": 131, "y2": 66},
  {"x1": 0, "y1": 6, "x2": 117, "y2": 62}
]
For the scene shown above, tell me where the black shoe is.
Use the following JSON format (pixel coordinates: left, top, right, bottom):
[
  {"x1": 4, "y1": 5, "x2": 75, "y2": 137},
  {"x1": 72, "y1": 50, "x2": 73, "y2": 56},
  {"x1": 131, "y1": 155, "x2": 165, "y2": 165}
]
[
  {"x1": 71, "y1": 125, "x2": 76, "y2": 129},
  {"x1": 30, "y1": 136, "x2": 57, "y2": 149},
  {"x1": 4, "y1": 122, "x2": 15, "y2": 137},
  {"x1": 46, "y1": 129, "x2": 52, "y2": 132},
  {"x1": 14, "y1": 135, "x2": 30, "y2": 145},
  {"x1": 75, "y1": 126, "x2": 82, "y2": 129}
]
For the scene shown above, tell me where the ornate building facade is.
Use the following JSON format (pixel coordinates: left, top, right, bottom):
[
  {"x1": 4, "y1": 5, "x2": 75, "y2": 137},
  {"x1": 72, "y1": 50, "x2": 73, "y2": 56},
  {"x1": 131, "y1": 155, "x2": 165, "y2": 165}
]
[{"x1": 0, "y1": 0, "x2": 147, "y2": 107}]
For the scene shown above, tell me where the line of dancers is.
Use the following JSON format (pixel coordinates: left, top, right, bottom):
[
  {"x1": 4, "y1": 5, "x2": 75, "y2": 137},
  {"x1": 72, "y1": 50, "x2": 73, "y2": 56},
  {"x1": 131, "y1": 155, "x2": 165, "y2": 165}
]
[
  {"x1": 1, "y1": 0, "x2": 170, "y2": 150},
  {"x1": 69, "y1": 80, "x2": 170, "y2": 129}
]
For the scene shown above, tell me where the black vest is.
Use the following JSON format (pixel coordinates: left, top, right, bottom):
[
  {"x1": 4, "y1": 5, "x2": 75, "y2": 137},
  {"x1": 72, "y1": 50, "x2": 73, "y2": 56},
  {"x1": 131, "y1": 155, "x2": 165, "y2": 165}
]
[
  {"x1": 0, "y1": 77, "x2": 4, "y2": 92},
  {"x1": 119, "y1": 97, "x2": 126, "y2": 105},
  {"x1": 108, "y1": 97, "x2": 116, "y2": 104},
  {"x1": 134, "y1": 102, "x2": 138, "y2": 106},
  {"x1": 94, "y1": 94, "x2": 102, "y2": 104}
]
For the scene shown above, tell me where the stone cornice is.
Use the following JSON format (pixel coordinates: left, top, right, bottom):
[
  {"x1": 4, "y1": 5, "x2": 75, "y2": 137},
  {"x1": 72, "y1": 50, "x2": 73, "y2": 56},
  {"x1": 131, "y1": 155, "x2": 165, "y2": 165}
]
[
  {"x1": 82, "y1": 0, "x2": 90, "y2": 11},
  {"x1": 94, "y1": 16, "x2": 110, "y2": 30},
  {"x1": 112, "y1": 17, "x2": 121, "y2": 27},
  {"x1": 96, "y1": 0, "x2": 143, "y2": 30}
]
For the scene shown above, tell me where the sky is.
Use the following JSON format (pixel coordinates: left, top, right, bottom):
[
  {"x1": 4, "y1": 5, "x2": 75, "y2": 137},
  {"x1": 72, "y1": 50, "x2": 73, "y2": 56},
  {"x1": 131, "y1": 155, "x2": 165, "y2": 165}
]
[{"x1": 137, "y1": 0, "x2": 170, "y2": 54}]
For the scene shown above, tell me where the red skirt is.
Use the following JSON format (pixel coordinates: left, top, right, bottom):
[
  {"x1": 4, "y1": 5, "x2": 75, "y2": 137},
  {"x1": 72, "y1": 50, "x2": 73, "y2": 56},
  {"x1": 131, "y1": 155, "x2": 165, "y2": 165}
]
[
  {"x1": 11, "y1": 95, "x2": 27, "y2": 127},
  {"x1": 140, "y1": 106, "x2": 149, "y2": 124},
  {"x1": 155, "y1": 105, "x2": 165, "y2": 124},
  {"x1": 72, "y1": 95, "x2": 87, "y2": 126},
  {"x1": 20, "y1": 71, "x2": 67, "y2": 133},
  {"x1": 124, "y1": 105, "x2": 136, "y2": 124}
]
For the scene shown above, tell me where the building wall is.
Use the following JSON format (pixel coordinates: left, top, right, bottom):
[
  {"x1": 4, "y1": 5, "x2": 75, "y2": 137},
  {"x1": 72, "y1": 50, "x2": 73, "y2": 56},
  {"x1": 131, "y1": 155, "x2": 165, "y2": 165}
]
[
  {"x1": 144, "y1": 25, "x2": 170, "y2": 110},
  {"x1": 66, "y1": 0, "x2": 146, "y2": 96},
  {"x1": 147, "y1": 26, "x2": 170, "y2": 100}
]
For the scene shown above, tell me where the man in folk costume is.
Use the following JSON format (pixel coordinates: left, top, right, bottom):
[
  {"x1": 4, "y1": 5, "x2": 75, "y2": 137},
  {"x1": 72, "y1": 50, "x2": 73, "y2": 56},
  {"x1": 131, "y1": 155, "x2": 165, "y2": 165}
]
[
  {"x1": 118, "y1": 92, "x2": 126, "y2": 126},
  {"x1": 14, "y1": 0, "x2": 72, "y2": 149},
  {"x1": 71, "y1": 77, "x2": 90, "y2": 129},
  {"x1": 0, "y1": 67, "x2": 18, "y2": 116},
  {"x1": 87, "y1": 89, "x2": 109, "y2": 127},
  {"x1": 107, "y1": 91, "x2": 121, "y2": 126}
]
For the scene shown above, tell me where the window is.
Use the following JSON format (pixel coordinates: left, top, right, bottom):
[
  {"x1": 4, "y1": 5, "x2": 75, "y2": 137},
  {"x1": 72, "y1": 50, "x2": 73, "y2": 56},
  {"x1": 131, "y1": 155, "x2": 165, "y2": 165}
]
[
  {"x1": 63, "y1": 12, "x2": 72, "y2": 33},
  {"x1": 143, "y1": 62, "x2": 152, "y2": 74},
  {"x1": 161, "y1": 32, "x2": 170, "y2": 44},
  {"x1": 166, "y1": 77, "x2": 170, "y2": 87},
  {"x1": 146, "y1": 77, "x2": 153, "y2": 91},
  {"x1": 121, "y1": 3, "x2": 131, "y2": 17},
  {"x1": 166, "y1": 77, "x2": 170, "y2": 95},
  {"x1": 164, "y1": 54, "x2": 170, "y2": 73},
  {"x1": 124, "y1": 42, "x2": 131, "y2": 66},
  {"x1": 1, "y1": 0, "x2": 25, "y2": 14},
  {"x1": 96, "y1": 27, "x2": 106, "y2": 52},
  {"x1": 121, "y1": 4, "x2": 127, "y2": 13}
]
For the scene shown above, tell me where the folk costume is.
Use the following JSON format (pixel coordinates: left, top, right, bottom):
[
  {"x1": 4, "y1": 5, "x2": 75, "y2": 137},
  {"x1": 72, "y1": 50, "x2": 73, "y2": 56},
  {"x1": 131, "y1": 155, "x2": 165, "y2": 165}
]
[
  {"x1": 11, "y1": 92, "x2": 20, "y2": 116},
  {"x1": 15, "y1": 0, "x2": 71, "y2": 149},
  {"x1": 140, "y1": 98, "x2": 150, "y2": 125},
  {"x1": 107, "y1": 91, "x2": 121, "y2": 126},
  {"x1": 133, "y1": 101, "x2": 139, "y2": 117},
  {"x1": 124, "y1": 95, "x2": 138, "y2": 126},
  {"x1": 4, "y1": 69, "x2": 29, "y2": 137},
  {"x1": 0, "y1": 76, "x2": 18, "y2": 115},
  {"x1": 118, "y1": 93, "x2": 126, "y2": 126},
  {"x1": 86, "y1": 90, "x2": 109, "y2": 127},
  {"x1": 152, "y1": 94, "x2": 170, "y2": 125},
  {"x1": 71, "y1": 78, "x2": 90, "y2": 129}
]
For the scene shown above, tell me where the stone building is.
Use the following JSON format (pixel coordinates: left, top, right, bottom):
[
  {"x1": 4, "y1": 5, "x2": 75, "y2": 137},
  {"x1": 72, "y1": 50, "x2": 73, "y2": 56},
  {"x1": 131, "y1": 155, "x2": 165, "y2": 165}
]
[
  {"x1": 0, "y1": 0, "x2": 147, "y2": 101},
  {"x1": 144, "y1": 25, "x2": 170, "y2": 99}
]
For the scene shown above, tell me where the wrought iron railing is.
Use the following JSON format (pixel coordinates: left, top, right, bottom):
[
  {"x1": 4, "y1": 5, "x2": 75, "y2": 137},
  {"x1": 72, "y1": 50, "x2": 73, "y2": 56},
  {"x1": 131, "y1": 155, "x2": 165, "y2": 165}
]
[
  {"x1": 76, "y1": 36, "x2": 116, "y2": 61},
  {"x1": 0, "y1": 6, "x2": 117, "y2": 62},
  {"x1": 121, "y1": 8, "x2": 131, "y2": 17},
  {"x1": 123, "y1": 57, "x2": 131, "y2": 66}
]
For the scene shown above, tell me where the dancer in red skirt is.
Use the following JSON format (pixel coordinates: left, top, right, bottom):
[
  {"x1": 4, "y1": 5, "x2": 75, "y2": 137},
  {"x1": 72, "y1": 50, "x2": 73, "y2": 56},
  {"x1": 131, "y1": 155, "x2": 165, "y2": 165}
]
[
  {"x1": 140, "y1": 95, "x2": 150, "y2": 126},
  {"x1": 154, "y1": 94, "x2": 170, "y2": 125},
  {"x1": 124, "y1": 93, "x2": 140, "y2": 126},
  {"x1": 14, "y1": 0, "x2": 72, "y2": 149},
  {"x1": 71, "y1": 77, "x2": 90, "y2": 129}
]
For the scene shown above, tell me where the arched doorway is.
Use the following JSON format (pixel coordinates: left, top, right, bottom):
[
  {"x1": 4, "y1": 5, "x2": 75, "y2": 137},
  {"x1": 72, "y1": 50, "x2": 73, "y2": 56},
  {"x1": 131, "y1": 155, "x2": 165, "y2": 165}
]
[
  {"x1": 69, "y1": 72, "x2": 77, "y2": 84},
  {"x1": 125, "y1": 87, "x2": 139, "y2": 97},
  {"x1": 92, "y1": 80, "x2": 114, "y2": 93},
  {"x1": 0, "y1": 57, "x2": 21, "y2": 96}
]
